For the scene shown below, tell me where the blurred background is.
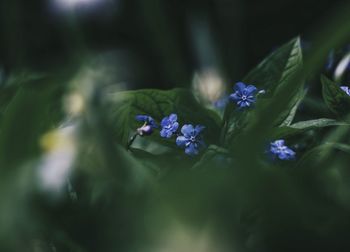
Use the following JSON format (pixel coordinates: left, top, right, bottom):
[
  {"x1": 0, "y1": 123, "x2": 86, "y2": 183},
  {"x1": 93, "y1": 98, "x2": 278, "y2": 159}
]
[
  {"x1": 0, "y1": 0, "x2": 344, "y2": 89},
  {"x1": 2, "y1": 1, "x2": 350, "y2": 252}
]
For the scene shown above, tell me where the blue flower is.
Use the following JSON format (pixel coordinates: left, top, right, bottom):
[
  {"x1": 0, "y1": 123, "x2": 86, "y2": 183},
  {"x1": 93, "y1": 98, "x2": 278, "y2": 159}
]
[
  {"x1": 160, "y1": 113, "x2": 179, "y2": 138},
  {"x1": 340, "y1": 86, "x2": 350, "y2": 96},
  {"x1": 176, "y1": 124, "x2": 205, "y2": 156},
  {"x1": 214, "y1": 95, "x2": 229, "y2": 109},
  {"x1": 270, "y1": 139, "x2": 296, "y2": 160},
  {"x1": 135, "y1": 115, "x2": 157, "y2": 135},
  {"x1": 229, "y1": 82, "x2": 258, "y2": 108}
]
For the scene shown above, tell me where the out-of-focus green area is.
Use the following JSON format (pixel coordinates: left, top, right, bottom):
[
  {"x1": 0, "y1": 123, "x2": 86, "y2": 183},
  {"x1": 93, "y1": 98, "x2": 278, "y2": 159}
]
[{"x1": 1, "y1": 0, "x2": 350, "y2": 252}]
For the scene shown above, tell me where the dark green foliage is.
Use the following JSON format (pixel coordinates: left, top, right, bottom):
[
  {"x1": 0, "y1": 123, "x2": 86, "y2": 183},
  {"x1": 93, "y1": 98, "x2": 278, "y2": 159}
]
[
  {"x1": 222, "y1": 37, "x2": 305, "y2": 146},
  {"x1": 243, "y1": 37, "x2": 303, "y2": 94},
  {"x1": 3, "y1": 14, "x2": 350, "y2": 252},
  {"x1": 275, "y1": 118, "x2": 349, "y2": 138},
  {"x1": 0, "y1": 75, "x2": 63, "y2": 170},
  {"x1": 321, "y1": 75, "x2": 350, "y2": 117}
]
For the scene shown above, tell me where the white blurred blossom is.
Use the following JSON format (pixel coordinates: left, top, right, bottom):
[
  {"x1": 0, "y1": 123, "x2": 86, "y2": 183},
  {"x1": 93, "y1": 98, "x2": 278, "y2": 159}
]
[
  {"x1": 334, "y1": 53, "x2": 350, "y2": 81},
  {"x1": 149, "y1": 222, "x2": 231, "y2": 252},
  {"x1": 53, "y1": 0, "x2": 103, "y2": 10},
  {"x1": 192, "y1": 69, "x2": 226, "y2": 104},
  {"x1": 38, "y1": 124, "x2": 78, "y2": 196},
  {"x1": 50, "y1": 0, "x2": 120, "y2": 16}
]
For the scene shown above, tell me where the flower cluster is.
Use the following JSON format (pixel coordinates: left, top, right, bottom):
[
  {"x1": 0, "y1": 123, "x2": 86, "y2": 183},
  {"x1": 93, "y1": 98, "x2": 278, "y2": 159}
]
[
  {"x1": 135, "y1": 113, "x2": 205, "y2": 156},
  {"x1": 134, "y1": 81, "x2": 295, "y2": 160},
  {"x1": 227, "y1": 82, "x2": 296, "y2": 160}
]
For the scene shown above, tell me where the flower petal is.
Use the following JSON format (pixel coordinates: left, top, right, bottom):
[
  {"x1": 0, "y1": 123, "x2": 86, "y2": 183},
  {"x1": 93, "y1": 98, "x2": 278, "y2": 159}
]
[
  {"x1": 160, "y1": 129, "x2": 168, "y2": 138},
  {"x1": 169, "y1": 113, "x2": 177, "y2": 122},
  {"x1": 278, "y1": 152, "x2": 288, "y2": 160},
  {"x1": 135, "y1": 115, "x2": 148, "y2": 122},
  {"x1": 181, "y1": 124, "x2": 194, "y2": 137},
  {"x1": 239, "y1": 101, "x2": 250, "y2": 107},
  {"x1": 270, "y1": 146, "x2": 278, "y2": 154},
  {"x1": 341, "y1": 86, "x2": 350, "y2": 96},
  {"x1": 176, "y1": 136, "x2": 188, "y2": 147},
  {"x1": 234, "y1": 82, "x2": 246, "y2": 92},
  {"x1": 185, "y1": 143, "x2": 199, "y2": 156},
  {"x1": 194, "y1": 125, "x2": 205, "y2": 135},
  {"x1": 167, "y1": 131, "x2": 174, "y2": 138},
  {"x1": 245, "y1": 85, "x2": 258, "y2": 94},
  {"x1": 274, "y1": 139, "x2": 285, "y2": 147},
  {"x1": 172, "y1": 122, "x2": 179, "y2": 132},
  {"x1": 138, "y1": 125, "x2": 153, "y2": 135},
  {"x1": 229, "y1": 92, "x2": 240, "y2": 101},
  {"x1": 285, "y1": 148, "x2": 296, "y2": 158},
  {"x1": 149, "y1": 120, "x2": 158, "y2": 129},
  {"x1": 160, "y1": 116, "x2": 169, "y2": 127},
  {"x1": 247, "y1": 96, "x2": 256, "y2": 103}
]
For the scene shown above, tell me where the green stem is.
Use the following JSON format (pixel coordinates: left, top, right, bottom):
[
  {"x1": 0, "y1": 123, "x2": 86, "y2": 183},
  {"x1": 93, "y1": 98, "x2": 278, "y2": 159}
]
[{"x1": 126, "y1": 132, "x2": 139, "y2": 151}]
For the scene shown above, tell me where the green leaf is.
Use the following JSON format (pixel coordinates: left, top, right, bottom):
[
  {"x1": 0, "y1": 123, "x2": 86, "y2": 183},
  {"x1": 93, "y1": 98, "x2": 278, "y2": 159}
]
[
  {"x1": 0, "y1": 86, "x2": 17, "y2": 123},
  {"x1": 222, "y1": 37, "x2": 304, "y2": 144},
  {"x1": 243, "y1": 37, "x2": 303, "y2": 93},
  {"x1": 0, "y1": 70, "x2": 48, "y2": 126},
  {"x1": 274, "y1": 118, "x2": 349, "y2": 138},
  {"x1": 108, "y1": 88, "x2": 221, "y2": 148},
  {"x1": 297, "y1": 142, "x2": 350, "y2": 169},
  {"x1": 279, "y1": 88, "x2": 307, "y2": 126},
  {"x1": 3, "y1": 69, "x2": 47, "y2": 88},
  {"x1": 129, "y1": 147, "x2": 195, "y2": 175},
  {"x1": 321, "y1": 75, "x2": 350, "y2": 117},
  {"x1": 290, "y1": 118, "x2": 348, "y2": 129},
  {"x1": 0, "y1": 80, "x2": 63, "y2": 172},
  {"x1": 192, "y1": 145, "x2": 231, "y2": 170}
]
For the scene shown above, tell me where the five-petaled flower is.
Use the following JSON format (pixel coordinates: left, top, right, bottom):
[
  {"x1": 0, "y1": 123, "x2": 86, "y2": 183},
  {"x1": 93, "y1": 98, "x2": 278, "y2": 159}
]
[
  {"x1": 160, "y1": 113, "x2": 179, "y2": 138},
  {"x1": 270, "y1": 139, "x2": 296, "y2": 160},
  {"x1": 340, "y1": 86, "x2": 350, "y2": 96},
  {"x1": 135, "y1": 115, "x2": 158, "y2": 136},
  {"x1": 229, "y1": 82, "x2": 258, "y2": 108},
  {"x1": 176, "y1": 124, "x2": 205, "y2": 156}
]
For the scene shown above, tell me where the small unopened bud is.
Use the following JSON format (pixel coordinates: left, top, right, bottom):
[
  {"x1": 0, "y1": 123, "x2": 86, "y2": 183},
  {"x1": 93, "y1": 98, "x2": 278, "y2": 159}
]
[{"x1": 137, "y1": 125, "x2": 153, "y2": 136}]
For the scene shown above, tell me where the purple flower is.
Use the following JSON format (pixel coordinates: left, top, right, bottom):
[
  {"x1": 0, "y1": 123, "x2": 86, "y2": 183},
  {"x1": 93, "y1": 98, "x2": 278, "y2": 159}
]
[
  {"x1": 176, "y1": 124, "x2": 205, "y2": 156},
  {"x1": 135, "y1": 115, "x2": 157, "y2": 135},
  {"x1": 160, "y1": 113, "x2": 179, "y2": 138},
  {"x1": 229, "y1": 82, "x2": 258, "y2": 108},
  {"x1": 270, "y1": 139, "x2": 296, "y2": 160},
  {"x1": 340, "y1": 86, "x2": 350, "y2": 96}
]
